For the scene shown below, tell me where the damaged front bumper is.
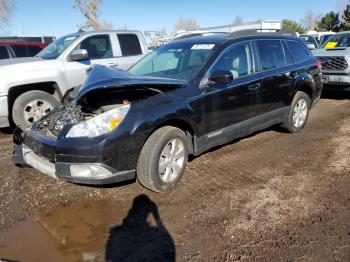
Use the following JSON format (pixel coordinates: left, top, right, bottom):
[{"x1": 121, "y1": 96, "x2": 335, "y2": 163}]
[{"x1": 12, "y1": 129, "x2": 135, "y2": 185}]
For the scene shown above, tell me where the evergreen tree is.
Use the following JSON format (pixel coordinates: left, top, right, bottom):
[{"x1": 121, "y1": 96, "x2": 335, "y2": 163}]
[
  {"x1": 317, "y1": 12, "x2": 340, "y2": 32},
  {"x1": 341, "y1": 1, "x2": 350, "y2": 31},
  {"x1": 282, "y1": 19, "x2": 306, "y2": 34}
]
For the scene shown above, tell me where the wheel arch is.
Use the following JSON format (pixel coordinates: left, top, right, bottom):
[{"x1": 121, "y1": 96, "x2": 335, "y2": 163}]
[
  {"x1": 296, "y1": 79, "x2": 315, "y2": 101},
  {"x1": 7, "y1": 82, "x2": 62, "y2": 116},
  {"x1": 152, "y1": 118, "x2": 196, "y2": 155}
]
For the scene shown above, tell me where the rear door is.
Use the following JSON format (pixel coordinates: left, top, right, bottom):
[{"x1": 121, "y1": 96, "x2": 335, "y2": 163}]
[
  {"x1": 111, "y1": 33, "x2": 146, "y2": 70},
  {"x1": 254, "y1": 39, "x2": 292, "y2": 115}
]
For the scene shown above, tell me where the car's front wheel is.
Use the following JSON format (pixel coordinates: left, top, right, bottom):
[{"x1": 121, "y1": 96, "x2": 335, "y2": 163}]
[
  {"x1": 137, "y1": 126, "x2": 188, "y2": 193},
  {"x1": 12, "y1": 90, "x2": 59, "y2": 128},
  {"x1": 282, "y1": 91, "x2": 311, "y2": 133}
]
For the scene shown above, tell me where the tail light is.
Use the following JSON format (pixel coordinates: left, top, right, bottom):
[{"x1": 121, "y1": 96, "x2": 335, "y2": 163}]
[{"x1": 316, "y1": 59, "x2": 322, "y2": 70}]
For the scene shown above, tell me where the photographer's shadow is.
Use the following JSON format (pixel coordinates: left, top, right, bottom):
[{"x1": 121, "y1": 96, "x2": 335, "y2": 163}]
[{"x1": 105, "y1": 194, "x2": 175, "y2": 262}]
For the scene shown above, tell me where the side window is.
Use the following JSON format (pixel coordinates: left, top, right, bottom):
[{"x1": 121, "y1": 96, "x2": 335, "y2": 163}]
[
  {"x1": 208, "y1": 42, "x2": 254, "y2": 79},
  {"x1": 282, "y1": 41, "x2": 294, "y2": 65},
  {"x1": 11, "y1": 45, "x2": 27, "y2": 57},
  {"x1": 0, "y1": 46, "x2": 9, "y2": 59},
  {"x1": 76, "y1": 34, "x2": 112, "y2": 59},
  {"x1": 256, "y1": 40, "x2": 286, "y2": 71},
  {"x1": 285, "y1": 41, "x2": 310, "y2": 63},
  {"x1": 26, "y1": 46, "x2": 42, "y2": 56},
  {"x1": 117, "y1": 34, "x2": 142, "y2": 56}
]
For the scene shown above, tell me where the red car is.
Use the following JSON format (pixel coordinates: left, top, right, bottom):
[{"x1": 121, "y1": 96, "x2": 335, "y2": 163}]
[{"x1": 0, "y1": 42, "x2": 47, "y2": 59}]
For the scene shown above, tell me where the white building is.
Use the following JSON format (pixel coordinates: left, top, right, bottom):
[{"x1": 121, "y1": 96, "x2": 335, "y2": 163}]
[{"x1": 199, "y1": 20, "x2": 282, "y2": 33}]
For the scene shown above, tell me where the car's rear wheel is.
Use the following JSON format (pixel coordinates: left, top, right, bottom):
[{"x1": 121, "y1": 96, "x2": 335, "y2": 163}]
[
  {"x1": 12, "y1": 90, "x2": 59, "y2": 128},
  {"x1": 282, "y1": 91, "x2": 311, "y2": 133},
  {"x1": 137, "y1": 126, "x2": 188, "y2": 193}
]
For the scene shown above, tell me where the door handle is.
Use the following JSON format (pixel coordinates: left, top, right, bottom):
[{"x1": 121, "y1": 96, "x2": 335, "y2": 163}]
[
  {"x1": 248, "y1": 82, "x2": 261, "y2": 91},
  {"x1": 107, "y1": 63, "x2": 119, "y2": 67}
]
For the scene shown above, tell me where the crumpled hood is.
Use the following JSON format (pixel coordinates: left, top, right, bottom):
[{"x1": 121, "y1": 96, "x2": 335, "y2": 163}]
[
  {"x1": 75, "y1": 65, "x2": 187, "y2": 102},
  {"x1": 312, "y1": 47, "x2": 350, "y2": 57}
]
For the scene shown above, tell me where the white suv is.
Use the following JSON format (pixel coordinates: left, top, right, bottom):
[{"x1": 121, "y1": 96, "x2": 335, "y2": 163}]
[
  {"x1": 312, "y1": 31, "x2": 350, "y2": 92},
  {"x1": 0, "y1": 30, "x2": 148, "y2": 128}
]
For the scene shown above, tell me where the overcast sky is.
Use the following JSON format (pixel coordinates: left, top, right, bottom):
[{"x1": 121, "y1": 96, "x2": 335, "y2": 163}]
[{"x1": 6, "y1": 0, "x2": 349, "y2": 37}]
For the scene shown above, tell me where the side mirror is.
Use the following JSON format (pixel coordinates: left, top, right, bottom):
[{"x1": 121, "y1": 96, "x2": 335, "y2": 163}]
[
  {"x1": 307, "y1": 44, "x2": 316, "y2": 50},
  {"x1": 209, "y1": 70, "x2": 234, "y2": 84},
  {"x1": 70, "y1": 49, "x2": 88, "y2": 61}
]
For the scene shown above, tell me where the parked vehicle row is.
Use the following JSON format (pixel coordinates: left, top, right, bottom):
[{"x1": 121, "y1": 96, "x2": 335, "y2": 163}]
[
  {"x1": 0, "y1": 41, "x2": 46, "y2": 59},
  {"x1": 13, "y1": 29, "x2": 323, "y2": 192},
  {"x1": 0, "y1": 30, "x2": 149, "y2": 129}
]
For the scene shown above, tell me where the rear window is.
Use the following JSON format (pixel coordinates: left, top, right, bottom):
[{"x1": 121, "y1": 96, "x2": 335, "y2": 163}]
[
  {"x1": 117, "y1": 34, "x2": 142, "y2": 56},
  {"x1": 285, "y1": 41, "x2": 310, "y2": 63},
  {"x1": 256, "y1": 40, "x2": 286, "y2": 71},
  {"x1": 11, "y1": 45, "x2": 27, "y2": 57},
  {"x1": 26, "y1": 45, "x2": 42, "y2": 56},
  {"x1": 0, "y1": 46, "x2": 10, "y2": 59},
  {"x1": 76, "y1": 34, "x2": 113, "y2": 59},
  {"x1": 0, "y1": 46, "x2": 9, "y2": 59}
]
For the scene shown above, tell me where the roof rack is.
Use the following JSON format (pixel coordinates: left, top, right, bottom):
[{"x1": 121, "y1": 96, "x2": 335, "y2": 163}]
[{"x1": 228, "y1": 29, "x2": 297, "y2": 38}]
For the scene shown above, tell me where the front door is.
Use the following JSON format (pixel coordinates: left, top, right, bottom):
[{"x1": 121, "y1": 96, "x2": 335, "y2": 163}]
[
  {"x1": 63, "y1": 34, "x2": 118, "y2": 90},
  {"x1": 199, "y1": 41, "x2": 263, "y2": 138}
]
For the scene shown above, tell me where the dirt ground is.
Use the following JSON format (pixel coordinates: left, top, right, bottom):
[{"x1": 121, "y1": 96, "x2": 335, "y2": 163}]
[{"x1": 0, "y1": 94, "x2": 349, "y2": 262}]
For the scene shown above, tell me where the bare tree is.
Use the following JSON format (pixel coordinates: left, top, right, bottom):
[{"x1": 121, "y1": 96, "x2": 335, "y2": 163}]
[
  {"x1": 302, "y1": 10, "x2": 321, "y2": 31},
  {"x1": 0, "y1": 0, "x2": 14, "y2": 30},
  {"x1": 175, "y1": 18, "x2": 200, "y2": 32},
  {"x1": 233, "y1": 16, "x2": 243, "y2": 26},
  {"x1": 336, "y1": 0, "x2": 348, "y2": 15},
  {"x1": 74, "y1": 0, "x2": 111, "y2": 30}
]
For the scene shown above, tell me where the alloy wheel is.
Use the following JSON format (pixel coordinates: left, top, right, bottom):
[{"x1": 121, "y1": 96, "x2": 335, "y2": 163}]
[
  {"x1": 292, "y1": 98, "x2": 308, "y2": 128},
  {"x1": 158, "y1": 138, "x2": 186, "y2": 183}
]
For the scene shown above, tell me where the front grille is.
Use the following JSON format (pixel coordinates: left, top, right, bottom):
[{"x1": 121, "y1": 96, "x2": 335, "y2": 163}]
[{"x1": 318, "y1": 56, "x2": 348, "y2": 71}]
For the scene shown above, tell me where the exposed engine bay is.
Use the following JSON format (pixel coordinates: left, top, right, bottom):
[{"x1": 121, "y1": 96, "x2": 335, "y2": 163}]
[{"x1": 35, "y1": 87, "x2": 162, "y2": 138}]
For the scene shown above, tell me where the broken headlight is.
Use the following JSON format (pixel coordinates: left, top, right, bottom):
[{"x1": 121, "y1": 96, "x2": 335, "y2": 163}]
[{"x1": 66, "y1": 104, "x2": 130, "y2": 138}]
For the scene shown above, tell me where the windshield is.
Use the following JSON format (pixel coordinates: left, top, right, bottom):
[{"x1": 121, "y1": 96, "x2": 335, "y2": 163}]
[
  {"x1": 320, "y1": 35, "x2": 333, "y2": 46},
  {"x1": 322, "y1": 33, "x2": 350, "y2": 48},
  {"x1": 128, "y1": 42, "x2": 216, "y2": 81},
  {"x1": 37, "y1": 35, "x2": 78, "y2": 59}
]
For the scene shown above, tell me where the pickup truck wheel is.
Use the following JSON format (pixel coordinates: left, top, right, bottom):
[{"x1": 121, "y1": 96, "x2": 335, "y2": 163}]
[
  {"x1": 12, "y1": 90, "x2": 59, "y2": 128},
  {"x1": 137, "y1": 126, "x2": 188, "y2": 193},
  {"x1": 282, "y1": 91, "x2": 311, "y2": 133}
]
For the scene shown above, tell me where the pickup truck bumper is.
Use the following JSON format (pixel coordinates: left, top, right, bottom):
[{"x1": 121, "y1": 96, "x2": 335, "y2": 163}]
[
  {"x1": 322, "y1": 74, "x2": 350, "y2": 91},
  {"x1": 0, "y1": 96, "x2": 9, "y2": 128},
  {"x1": 12, "y1": 129, "x2": 136, "y2": 185}
]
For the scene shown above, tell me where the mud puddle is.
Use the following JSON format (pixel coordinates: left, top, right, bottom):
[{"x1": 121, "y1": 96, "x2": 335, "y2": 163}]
[{"x1": 0, "y1": 195, "x2": 174, "y2": 262}]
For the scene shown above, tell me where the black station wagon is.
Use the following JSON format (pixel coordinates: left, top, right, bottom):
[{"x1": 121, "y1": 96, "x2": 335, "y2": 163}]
[{"x1": 13, "y1": 29, "x2": 323, "y2": 192}]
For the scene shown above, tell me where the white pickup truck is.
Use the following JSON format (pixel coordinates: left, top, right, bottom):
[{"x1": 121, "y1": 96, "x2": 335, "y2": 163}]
[{"x1": 0, "y1": 30, "x2": 148, "y2": 128}]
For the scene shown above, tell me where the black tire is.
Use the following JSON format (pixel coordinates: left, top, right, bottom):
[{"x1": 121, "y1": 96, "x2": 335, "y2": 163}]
[
  {"x1": 282, "y1": 91, "x2": 311, "y2": 133},
  {"x1": 137, "y1": 126, "x2": 189, "y2": 193},
  {"x1": 12, "y1": 90, "x2": 59, "y2": 128}
]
